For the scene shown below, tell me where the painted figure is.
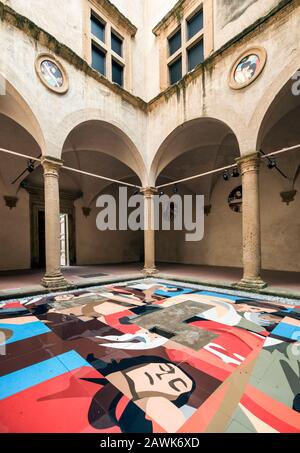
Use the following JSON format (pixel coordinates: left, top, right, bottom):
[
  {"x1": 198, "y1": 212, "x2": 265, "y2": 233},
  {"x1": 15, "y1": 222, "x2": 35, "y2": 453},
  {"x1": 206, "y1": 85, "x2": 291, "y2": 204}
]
[{"x1": 234, "y1": 55, "x2": 259, "y2": 84}]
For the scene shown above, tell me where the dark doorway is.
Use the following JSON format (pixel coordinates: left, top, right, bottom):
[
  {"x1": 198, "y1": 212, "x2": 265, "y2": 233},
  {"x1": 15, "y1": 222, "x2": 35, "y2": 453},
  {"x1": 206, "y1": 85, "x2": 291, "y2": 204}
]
[{"x1": 38, "y1": 210, "x2": 46, "y2": 268}]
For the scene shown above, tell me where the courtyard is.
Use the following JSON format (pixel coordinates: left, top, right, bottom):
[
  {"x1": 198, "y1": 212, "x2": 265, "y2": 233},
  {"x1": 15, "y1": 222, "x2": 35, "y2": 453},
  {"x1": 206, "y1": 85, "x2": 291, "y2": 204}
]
[
  {"x1": 1, "y1": 279, "x2": 300, "y2": 433},
  {"x1": 0, "y1": 0, "x2": 300, "y2": 441}
]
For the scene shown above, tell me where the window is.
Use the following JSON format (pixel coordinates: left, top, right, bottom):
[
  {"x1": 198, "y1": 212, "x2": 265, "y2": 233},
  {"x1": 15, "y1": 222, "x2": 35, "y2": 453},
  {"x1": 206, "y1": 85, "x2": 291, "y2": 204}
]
[
  {"x1": 89, "y1": 7, "x2": 126, "y2": 87},
  {"x1": 112, "y1": 59, "x2": 124, "y2": 86},
  {"x1": 188, "y1": 39, "x2": 204, "y2": 71},
  {"x1": 187, "y1": 10, "x2": 203, "y2": 40},
  {"x1": 169, "y1": 58, "x2": 182, "y2": 85},
  {"x1": 165, "y1": 8, "x2": 205, "y2": 86},
  {"x1": 92, "y1": 44, "x2": 106, "y2": 75},
  {"x1": 91, "y1": 13, "x2": 105, "y2": 42},
  {"x1": 111, "y1": 31, "x2": 123, "y2": 57},
  {"x1": 153, "y1": 0, "x2": 213, "y2": 90},
  {"x1": 168, "y1": 28, "x2": 181, "y2": 56}
]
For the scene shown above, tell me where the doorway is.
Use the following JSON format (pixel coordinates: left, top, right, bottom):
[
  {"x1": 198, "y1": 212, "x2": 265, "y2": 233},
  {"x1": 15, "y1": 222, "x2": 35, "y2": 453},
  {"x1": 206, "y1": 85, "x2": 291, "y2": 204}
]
[
  {"x1": 28, "y1": 186, "x2": 76, "y2": 268},
  {"x1": 38, "y1": 210, "x2": 45, "y2": 268},
  {"x1": 60, "y1": 213, "x2": 70, "y2": 267}
]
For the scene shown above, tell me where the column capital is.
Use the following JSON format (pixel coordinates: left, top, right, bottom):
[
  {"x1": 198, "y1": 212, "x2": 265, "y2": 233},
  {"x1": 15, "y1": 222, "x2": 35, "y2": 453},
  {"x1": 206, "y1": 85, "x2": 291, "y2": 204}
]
[
  {"x1": 140, "y1": 187, "x2": 158, "y2": 198},
  {"x1": 41, "y1": 156, "x2": 64, "y2": 175},
  {"x1": 236, "y1": 152, "x2": 261, "y2": 175}
]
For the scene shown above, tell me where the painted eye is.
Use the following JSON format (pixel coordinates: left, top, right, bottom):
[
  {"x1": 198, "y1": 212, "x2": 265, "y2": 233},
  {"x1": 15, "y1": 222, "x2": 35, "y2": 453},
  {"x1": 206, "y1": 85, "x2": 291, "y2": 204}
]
[
  {"x1": 159, "y1": 363, "x2": 174, "y2": 373},
  {"x1": 169, "y1": 378, "x2": 188, "y2": 393}
]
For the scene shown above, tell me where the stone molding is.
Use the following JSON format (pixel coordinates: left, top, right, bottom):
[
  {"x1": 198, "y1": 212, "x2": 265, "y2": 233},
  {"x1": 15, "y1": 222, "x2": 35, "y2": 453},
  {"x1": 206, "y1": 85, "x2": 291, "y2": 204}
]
[
  {"x1": 90, "y1": 0, "x2": 137, "y2": 37},
  {"x1": 140, "y1": 187, "x2": 158, "y2": 198},
  {"x1": 236, "y1": 152, "x2": 261, "y2": 175},
  {"x1": 0, "y1": 0, "x2": 295, "y2": 110},
  {"x1": 41, "y1": 157, "x2": 64, "y2": 177}
]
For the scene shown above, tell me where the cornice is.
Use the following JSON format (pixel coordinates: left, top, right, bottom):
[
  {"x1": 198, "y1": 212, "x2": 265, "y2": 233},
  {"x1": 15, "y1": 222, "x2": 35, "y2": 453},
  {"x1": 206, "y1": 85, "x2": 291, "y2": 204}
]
[
  {"x1": 0, "y1": 2, "x2": 146, "y2": 112},
  {"x1": 0, "y1": 0, "x2": 296, "y2": 113},
  {"x1": 152, "y1": 0, "x2": 199, "y2": 36},
  {"x1": 148, "y1": 0, "x2": 295, "y2": 109},
  {"x1": 90, "y1": 0, "x2": 137, "y2": 37}
]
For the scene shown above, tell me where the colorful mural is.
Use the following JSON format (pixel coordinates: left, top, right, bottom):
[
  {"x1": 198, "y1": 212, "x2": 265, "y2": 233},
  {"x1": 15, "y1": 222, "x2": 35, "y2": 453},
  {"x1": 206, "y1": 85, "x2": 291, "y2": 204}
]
[
  {"x1": 234, "y1": 54, "x2": 260, "y2": 84},
  {"x1": 0, "y1": 281, "x2": 300, "y2": 433}
]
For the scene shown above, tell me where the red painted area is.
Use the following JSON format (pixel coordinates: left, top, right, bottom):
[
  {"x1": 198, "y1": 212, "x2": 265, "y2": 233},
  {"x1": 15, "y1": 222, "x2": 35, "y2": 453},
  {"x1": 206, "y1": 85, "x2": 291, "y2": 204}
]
[
  {"x1": 0, "y1": 366, "x2": 121, "y2": 433},
  {"x1": 241, "y1": 386, "x2": 300, "y2": 433}
]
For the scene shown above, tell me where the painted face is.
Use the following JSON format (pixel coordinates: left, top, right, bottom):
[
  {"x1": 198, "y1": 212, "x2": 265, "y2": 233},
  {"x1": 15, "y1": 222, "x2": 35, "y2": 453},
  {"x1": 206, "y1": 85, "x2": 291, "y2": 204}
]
[
  {"x1": 242, "y1": 65, "x2": 254, "y2": 80},
  {"x1": 244, "y1": 311, "x2": 281, "y2": 327},
  {"x1": 124, "y1": 362, "x2": 193, "y2": 401},
  {"x1": 257, "y1": 313, "x2": 281, "y2": 324},
  {"x1": 54, "y1": 294, "x2": 74, "y2": 302},
  {"x1": 235, "y1": 304, "x2": 277, "y2": 314}
]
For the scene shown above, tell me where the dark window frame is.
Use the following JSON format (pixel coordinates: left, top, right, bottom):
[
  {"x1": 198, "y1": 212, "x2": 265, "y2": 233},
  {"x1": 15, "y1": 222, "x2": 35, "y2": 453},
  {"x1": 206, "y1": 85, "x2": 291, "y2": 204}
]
[
  {"x1": 91, "y1": 12, "x2": 106, "y2": 43},
  {"x1": 111, "y1": 57, "x2": 124, "y2": 87},
  {"x1": 91, "y1": 42, "x2": 106, "y2": 76},
  {"x1": 168, "y1": 56, "x2": 183, "y2": 85},
  {"x1": 187, "y1": 37, "x2": 204, "y2": 72},
  {"x1": 186, "y1": 8, "x2": 204, "y2": 41},
  {"x1": 111, "y1": 29, "x2": 124, "y2": 57},
  {"x1": 89, "y1": 7, "x2": 126, "y2": 88},
  {"x1": 168, "y1": 27, "x2": 182, "y2": 56}
]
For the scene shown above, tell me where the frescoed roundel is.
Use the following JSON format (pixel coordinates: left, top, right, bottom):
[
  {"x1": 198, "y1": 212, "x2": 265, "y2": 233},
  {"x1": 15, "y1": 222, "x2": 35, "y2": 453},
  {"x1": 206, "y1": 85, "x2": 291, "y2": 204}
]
[
  {"x1": 228, "y1": 185, "x2": 243, "y2": 213},
  {"x1": 229, "y1": 47, "x2": 267, "y2": 89},
  {"x1": 234, "y1": 54, "x2": 260, "y2": 84},
  {"x1": 35, "y1": 54, "x2": 69, "y2": 94},
  {"x1": 40, "y1": 60, "x2": 64, "y2": 88}
]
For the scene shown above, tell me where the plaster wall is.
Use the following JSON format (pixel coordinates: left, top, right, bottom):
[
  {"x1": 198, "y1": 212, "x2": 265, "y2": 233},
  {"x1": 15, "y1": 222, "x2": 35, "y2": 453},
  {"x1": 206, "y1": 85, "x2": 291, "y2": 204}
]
[
  {"x1": 2, "y1": 0, "x2": 84, "y2": 55},
  {"x1": 0, "y1": 189, "x2": 30, "y2": 271},
  {"x1": 260, "y1": 164, "x2": 300, "y2": 272},
  {"x1": 75, "y1": 184, "x2": 144, "y2": 265},
  {"x1": 214, "y1": 0, "x2": 283, "y2": 50},
  {"x1": 156, "y1": 168, "x2": 300, "y2": 272},
  {"x1": 156, "y1": 178, "x2": 243, "y2": 268},
  {"x1": 0, "y1": 18, "x2": 147, "y2": 177},
  {"x1": 1, "y1": 0, "x2": 292, "y2": 101},
  {"x1": 148, "y1": 1, "x2": 300, "y2": 171}
]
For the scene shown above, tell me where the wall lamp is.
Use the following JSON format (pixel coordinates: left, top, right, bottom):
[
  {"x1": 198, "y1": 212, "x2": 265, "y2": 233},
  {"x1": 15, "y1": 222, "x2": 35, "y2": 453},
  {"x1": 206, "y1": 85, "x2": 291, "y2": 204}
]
[
  {"x1": 223, "y1": 167, "x2": 240, "y2": 181},
  {"x1": 260, "y1": 150, "x2": 288, "y2": 179}
]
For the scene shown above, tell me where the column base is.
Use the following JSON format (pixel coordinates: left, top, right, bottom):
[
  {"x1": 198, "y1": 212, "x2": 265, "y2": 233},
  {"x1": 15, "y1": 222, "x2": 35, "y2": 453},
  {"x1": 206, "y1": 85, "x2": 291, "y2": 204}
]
[
  {"x1": 41, "y1": 273, "x2": 70, "y2": 290},
  {"x1": 235, "y1": 277, "x2": 268, "y2": 291},
  {"x1": 142, "y1": 267, "x2": 159, "y2": 277}
]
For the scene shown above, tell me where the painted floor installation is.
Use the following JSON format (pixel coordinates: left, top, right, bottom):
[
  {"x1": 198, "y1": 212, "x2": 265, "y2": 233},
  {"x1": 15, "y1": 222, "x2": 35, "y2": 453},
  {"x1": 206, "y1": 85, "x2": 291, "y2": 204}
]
[{"x1": 0, "y1": 279, "x2": 300, "y2": 433}]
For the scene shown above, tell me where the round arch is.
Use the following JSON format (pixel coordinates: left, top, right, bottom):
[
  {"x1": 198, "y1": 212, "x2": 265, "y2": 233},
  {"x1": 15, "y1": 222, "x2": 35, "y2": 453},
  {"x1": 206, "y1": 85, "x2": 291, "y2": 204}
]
[
  {"x1": 0, "y1": 76, "x2": 45, "y2": 152},
  {"x1": 57, "y1": 111, "x2": 147, "y2": 185},
  {"x1": 252, "y1": 67, "x2": 300, "y2": 275},
  {"x1": 150, "y1": 117, "x2": 241, "y2": 186},
  {"x1": 256, "y1": 72, "x2": 300, "y2": 152},
  {"x1": 246, "y1": 60, "x2": 300, "y2": 151}
]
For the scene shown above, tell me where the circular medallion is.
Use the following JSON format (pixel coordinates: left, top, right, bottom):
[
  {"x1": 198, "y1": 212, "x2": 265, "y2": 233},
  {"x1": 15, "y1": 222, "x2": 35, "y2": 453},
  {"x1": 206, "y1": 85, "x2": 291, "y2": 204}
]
[
  {"x1": 229, "y1": 47, "x2": 267, "y2": 90},
  {"x1": 228, "y1": 185, "x2": 243, "y2": 213},
  {"x1": 35, "y1": 54, "x2": 69, "y2": 94}
]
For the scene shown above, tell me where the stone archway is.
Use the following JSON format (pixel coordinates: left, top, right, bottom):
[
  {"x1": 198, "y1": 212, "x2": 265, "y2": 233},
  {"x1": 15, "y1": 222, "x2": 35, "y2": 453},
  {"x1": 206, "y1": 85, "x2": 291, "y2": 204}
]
[
  {"x1": 60, "y1": 119, "x2": 145, "y2": 268},
  {"x1": 256, "y1": 75, "x2": 300, "y2": 273},
  {"x1": 0, "y1": 80, "x2": 44, "y2": 272},
  {"x1": 150, "y1": 117, "x2": 241, "y2": 270}
]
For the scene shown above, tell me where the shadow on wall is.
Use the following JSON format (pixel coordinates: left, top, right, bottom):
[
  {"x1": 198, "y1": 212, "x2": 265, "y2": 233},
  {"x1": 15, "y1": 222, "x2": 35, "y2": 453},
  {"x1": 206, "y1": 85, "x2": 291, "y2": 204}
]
[{"x1": 217, "y1": 0, "x2": 259, "y2": 27}]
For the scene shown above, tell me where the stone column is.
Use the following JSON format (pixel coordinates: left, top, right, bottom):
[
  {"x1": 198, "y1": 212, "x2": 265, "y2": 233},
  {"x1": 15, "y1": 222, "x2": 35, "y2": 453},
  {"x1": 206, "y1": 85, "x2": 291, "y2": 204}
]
[
  {"x1": 236, "y1": 152, "x2": 267, "y2": 290},
  {"x1": 41, "y1": 157, "x2": 69, "y2": 289},
  {"x1": 141, "y1": 187, "x2": 158, "y2": 276}
]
